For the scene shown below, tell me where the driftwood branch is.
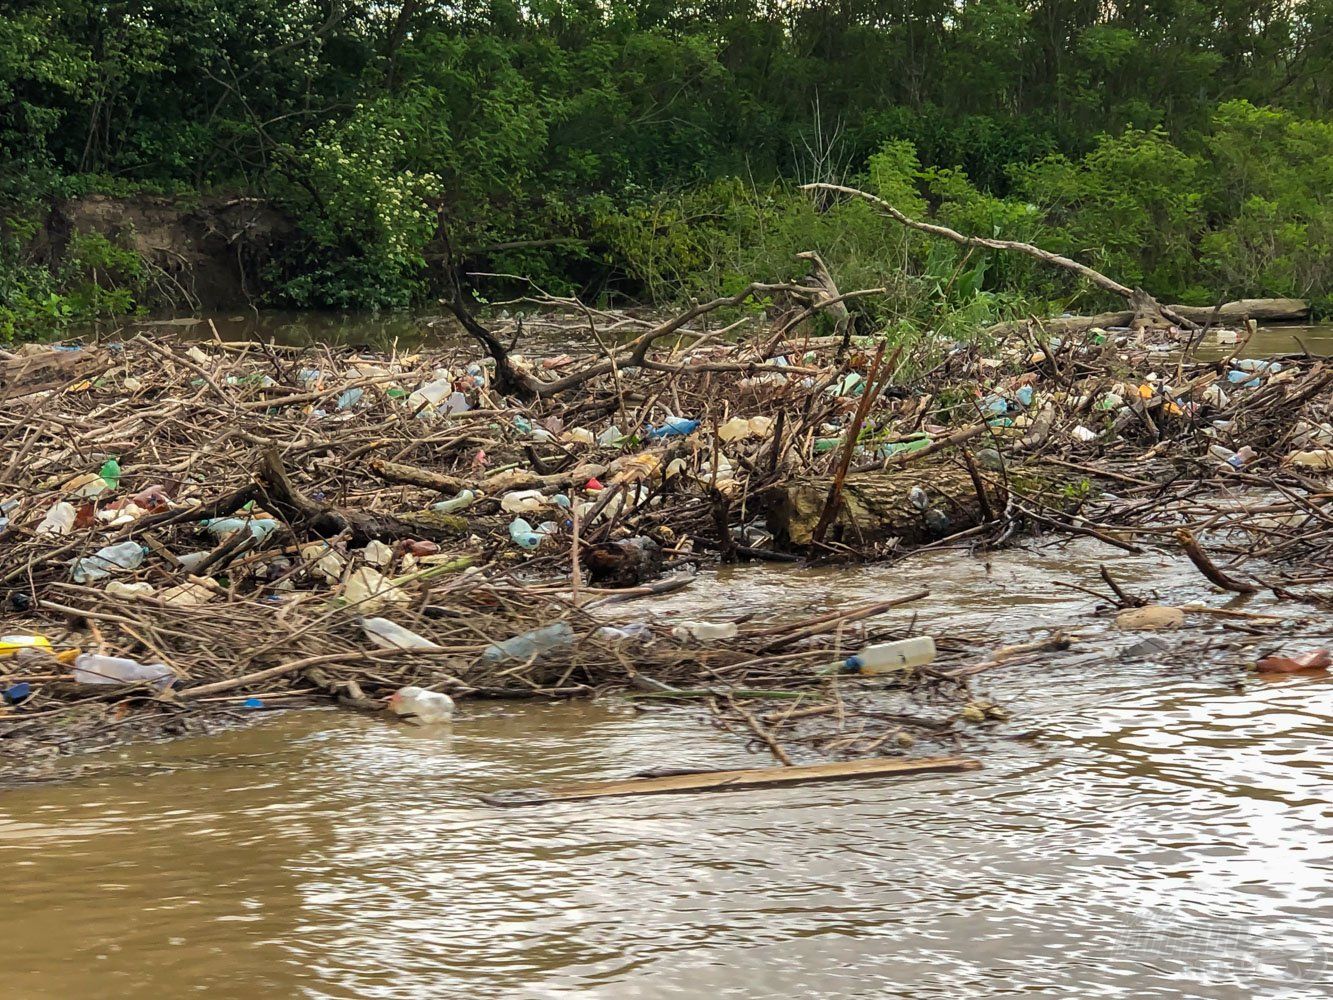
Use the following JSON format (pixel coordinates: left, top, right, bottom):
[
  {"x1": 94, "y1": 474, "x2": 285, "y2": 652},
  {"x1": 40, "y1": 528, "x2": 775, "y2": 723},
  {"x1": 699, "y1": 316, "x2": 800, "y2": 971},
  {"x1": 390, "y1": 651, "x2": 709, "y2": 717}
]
[{"x1": 801, "y1": 181, "x2": 1200, "y2": 330}]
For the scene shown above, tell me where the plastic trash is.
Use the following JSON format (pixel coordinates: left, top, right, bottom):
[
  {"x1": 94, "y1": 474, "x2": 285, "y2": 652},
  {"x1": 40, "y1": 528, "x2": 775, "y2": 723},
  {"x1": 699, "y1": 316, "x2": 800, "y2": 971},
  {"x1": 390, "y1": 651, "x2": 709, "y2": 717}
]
[
  {"x1": 361, "y1": 539, "x2": 394, "y2": 568},
  {"x1": 0, "y1": 635, "x2": 52, "y2": 658},
  {"x1": 718, "y1": 416, "x2": 753, "y2": 442},
  {"x1": 71, "y1": 540, "x2": 146, "y2": 583},
  {"x1": 1255, "y1": 649, "x2": 1331, "y2": 673},
  {"x1": 842, "y1": 636, "x2": 937, "y2": 674},
  {"x1": 359, "y1": 617, "x2": 443, "y2": 652},
  {"x1": 671, "y1": 621, "x2": 738, "y2": 642},
  {"x1": 564, "y1": 427, "x2": 596, "y2": 445},
  {"x1": 37, "y1": 501, "x2": 76, "y2": 536},
  {"x1": 174, "y1": 550, "x2": 213, "y2": 574},
  {"x1": 201, "y1": 517, "x2": 281, "y2": 542},
  {"x1": 509, "y1": 517, "x2": 544, "y2": 549},
  {"x1": 387, "y1": 686, "x2": 455, "y2": 723},
  {"x1": 500, "y1": 489, "x2": 546, "y2": 514},
  {"x1": 73, "y1": 653, "x2": 173, "y2": 688},
  {"x1": 343, "y1": 566, "x2": 407, "y2": 610},
  {"x1": 480, "y1": 622, "x2": 576, "y2": 664},
  {"x1": 407, "y1": 377, "x2": 452, "y2": 412},
  {"x1": 645, "y1": 416, "x2": 699, "y2": 439},
  {"x1": 596, "y1": 425, "x2": 624, "y2": 447},
  {"x1": 432, "y1": 488, "x2": 477, "y2": 514},
  {"x1": 4, "y1": 682, "x2": 32, "y2": 704},
  {"x1": 336, "y1": 387, "x2": 364, "y2": 411},
  {"x1": 1287, "y1": 450, "x2": 1333, "y2": 470},
  {"x1": 594, "y1": 622, "x2": 655, "y2": 644},
  {"x1": 1071, "y1": 425, "x2": 1098, "y2": 442},
  {"x1": 105, "y1": 581, "x2": 156, "y2": 600}
]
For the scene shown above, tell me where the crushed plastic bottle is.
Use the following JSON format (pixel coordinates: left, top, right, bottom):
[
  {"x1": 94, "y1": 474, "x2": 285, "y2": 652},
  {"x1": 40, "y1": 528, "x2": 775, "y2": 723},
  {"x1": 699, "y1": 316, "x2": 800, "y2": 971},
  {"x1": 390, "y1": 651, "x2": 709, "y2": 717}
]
[
  {"x1": 646, "y1": 416, "x2": 699, "y2": 439},
  {"x1": 596, "y1": 425, "x2": 624, "y2": 447},
  {"x1": 105, "y1": 581, "x2": 156, "y2": 600},
  {"x1": 671, "y1": 621, "x2": 738, "y2": 642},
  {"x1": 336, "y1": 387, "x2": 364, "y2": 411},
  {"x1": 841, "y1": 636, "x2": 936, "y2": 674},
  {"x1": 71, "y1": 540, "x2": 146, "y2": 583},
  {"x1": 359, "y1": 617, "x2": 443, "y2": 652},
  {"x1": 37, "y1": 501, "x2": 76, "y2": 536},
  {"x1": 432, "y1": 489, "x2": 476, "y2": 514},
  {"x1": 480, "y1": 622, "x2": 576, "y2": 664},
  {"x1": 1287, "y1": 449, "x2": 1333, "y2": 470},
  {"x1": 500, "y1": 489, "x2": 546, "y2": 514},
  {"x1": 73, "y1": 653, "x2": 174, "y2": 688}
]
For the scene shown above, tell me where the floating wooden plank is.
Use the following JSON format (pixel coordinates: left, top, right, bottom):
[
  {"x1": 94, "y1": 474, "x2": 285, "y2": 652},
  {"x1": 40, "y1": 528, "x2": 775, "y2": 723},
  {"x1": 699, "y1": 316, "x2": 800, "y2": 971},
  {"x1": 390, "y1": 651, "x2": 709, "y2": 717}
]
[{"x1": 481, "y1": 755, "x2": 981, "y2": 807}]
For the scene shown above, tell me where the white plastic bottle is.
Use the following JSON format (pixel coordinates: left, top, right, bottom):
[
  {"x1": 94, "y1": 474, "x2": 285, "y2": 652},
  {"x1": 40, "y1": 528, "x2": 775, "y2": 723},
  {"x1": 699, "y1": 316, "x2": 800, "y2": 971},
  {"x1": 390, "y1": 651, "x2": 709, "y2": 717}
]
[
  {"x1": 842, "y1": 636, "x2": 936, "y2": 674},
  {"x1": 73, "y1": 653, "x2": 174, "y2": 688},
  {"x1": 359, "y1": 617, "x2": 442, "y2": 652}
]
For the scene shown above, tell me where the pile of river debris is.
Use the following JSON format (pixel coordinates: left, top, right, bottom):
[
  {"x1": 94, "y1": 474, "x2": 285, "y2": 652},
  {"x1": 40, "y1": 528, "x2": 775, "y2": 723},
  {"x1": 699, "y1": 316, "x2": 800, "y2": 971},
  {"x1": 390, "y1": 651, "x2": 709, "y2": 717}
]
[{"x1": 1, "y1": 263, "x2": 1330, "y2": 775}]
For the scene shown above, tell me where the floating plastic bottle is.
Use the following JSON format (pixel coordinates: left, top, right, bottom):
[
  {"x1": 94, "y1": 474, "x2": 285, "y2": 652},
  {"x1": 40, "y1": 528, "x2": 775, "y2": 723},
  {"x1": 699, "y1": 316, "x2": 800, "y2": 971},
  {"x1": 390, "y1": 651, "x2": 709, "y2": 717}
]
[
  {"x1": 359, "y1": 617, "x2": 443, "y2": 652},
  {"x1": 37, "y1": 501, "x2": 76, "y2": 536},
  {"x1": 480, "y1": 622, "x2": 575, "y2": 664},
  {"x1": 387, "y1": 686, "x2": 455, "y2": 723},
  {"x1": 73, "y1": 653, "x2": 173, "y2": 688},
  {"x1": 71, "y1": 540, "x2": 146, "y2": 583},
  {"x1": 645, "y1": 416, "x2": 699, "y2": 439},
  {"x1": 432, "y1": 489, "x2": 476, "y2": 514},
  {"x1": 841, "y1": 636, "x2": 936, "y2": 674},
  {"x1": 671, "y1": 621, "x2": 738, "y2": 642}
]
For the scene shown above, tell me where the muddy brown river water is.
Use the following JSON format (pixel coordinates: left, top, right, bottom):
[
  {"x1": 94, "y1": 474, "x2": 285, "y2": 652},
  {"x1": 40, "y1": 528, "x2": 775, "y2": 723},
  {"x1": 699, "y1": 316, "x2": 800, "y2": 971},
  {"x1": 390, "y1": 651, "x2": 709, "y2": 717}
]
[{"x1": 2, "y1": 538, "x2": 1330, "y2": 998}]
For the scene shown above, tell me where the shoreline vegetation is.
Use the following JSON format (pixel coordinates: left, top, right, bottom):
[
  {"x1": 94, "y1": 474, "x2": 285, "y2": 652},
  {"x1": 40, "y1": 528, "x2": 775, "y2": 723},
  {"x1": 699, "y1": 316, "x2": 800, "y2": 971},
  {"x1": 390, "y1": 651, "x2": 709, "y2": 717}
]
[{"x1": 2, "y1": 2, "x2": 1332, "y2": 341}]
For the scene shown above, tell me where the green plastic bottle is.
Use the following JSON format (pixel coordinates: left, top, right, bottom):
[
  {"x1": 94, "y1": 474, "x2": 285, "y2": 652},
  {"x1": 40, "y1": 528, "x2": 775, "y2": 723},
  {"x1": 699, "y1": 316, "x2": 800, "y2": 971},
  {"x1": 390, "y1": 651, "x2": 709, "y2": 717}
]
[{"x1": 99, "y1": 458, "x2": 121, "y2": 489}]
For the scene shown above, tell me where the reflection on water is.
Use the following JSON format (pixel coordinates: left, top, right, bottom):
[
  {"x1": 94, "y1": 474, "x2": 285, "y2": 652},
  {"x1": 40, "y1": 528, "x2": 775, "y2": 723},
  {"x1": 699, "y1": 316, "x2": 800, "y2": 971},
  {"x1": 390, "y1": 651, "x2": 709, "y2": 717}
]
[{"x1": 1, "y1": 540, "x2": 1330, "y2": 998}]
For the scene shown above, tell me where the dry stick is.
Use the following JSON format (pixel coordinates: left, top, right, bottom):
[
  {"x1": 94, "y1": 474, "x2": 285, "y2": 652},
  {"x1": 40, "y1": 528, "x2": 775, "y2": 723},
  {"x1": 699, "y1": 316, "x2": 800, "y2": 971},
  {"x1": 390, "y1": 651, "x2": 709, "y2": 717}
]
[
  {"x1": 812, "y1": 340, "x2": 893, "y2": 545},
  {"x1": 1175, "y1": 528, "x2": 1259, "y2": 594},
  {"x1": 727, "y1": 695, "x2": 794, "y2": 766}
]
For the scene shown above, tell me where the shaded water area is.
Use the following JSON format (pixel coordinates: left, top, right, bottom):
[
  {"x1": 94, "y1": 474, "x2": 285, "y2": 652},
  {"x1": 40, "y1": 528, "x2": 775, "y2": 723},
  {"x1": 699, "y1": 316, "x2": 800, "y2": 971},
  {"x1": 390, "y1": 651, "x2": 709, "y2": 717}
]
[{"x1": 3, "y1": 539, "x2": 1330, "y2": 998}]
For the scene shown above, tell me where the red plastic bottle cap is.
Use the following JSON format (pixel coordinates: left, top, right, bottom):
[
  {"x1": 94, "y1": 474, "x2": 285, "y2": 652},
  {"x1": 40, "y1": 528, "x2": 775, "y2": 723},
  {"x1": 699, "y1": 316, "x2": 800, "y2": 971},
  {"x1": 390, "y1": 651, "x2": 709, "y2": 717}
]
[{"x1": 585, "y1": 478, "x2": 604, "y2": 491}]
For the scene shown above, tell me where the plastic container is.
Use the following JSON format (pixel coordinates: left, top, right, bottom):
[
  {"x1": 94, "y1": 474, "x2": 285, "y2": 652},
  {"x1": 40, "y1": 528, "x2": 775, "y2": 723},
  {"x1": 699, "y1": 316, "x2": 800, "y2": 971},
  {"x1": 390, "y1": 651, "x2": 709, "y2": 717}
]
[
  {"x1": 37, "y1": 501, "x2": 76, "y2": 536},
  {"x1": 73, "y1": 653, "x2": 174, "y2": 688},
  {"x1": 480, "y1": 622, "x2": 576, "y2": 664},
  {"x1": 201, "y1": 517, "x2": 281, "y2": 542},
  {"x1": 671, "y1": 621, "x2": 738, "y2": 642},
  {"x1": 842, "y1": 636, "x2": 936, "y2": 674},
  {"x1": 360, "y1": 617, "x2": 443, "y2": 652},
  {"x1": 501, "y1": 490, "x2": 546, "y2": 514},
  {"x1": 71, "y1": 540, "x2": 146, "y2": 583},
  {"x1": 387, "y1": 686, "x2": 455, "y2": 723},
  {"x1": 0, "y1": 635, "x2": 52, "y2": 658},
  {"x1": 407, "y1": 378, "x2": 451, "y2": 412}
]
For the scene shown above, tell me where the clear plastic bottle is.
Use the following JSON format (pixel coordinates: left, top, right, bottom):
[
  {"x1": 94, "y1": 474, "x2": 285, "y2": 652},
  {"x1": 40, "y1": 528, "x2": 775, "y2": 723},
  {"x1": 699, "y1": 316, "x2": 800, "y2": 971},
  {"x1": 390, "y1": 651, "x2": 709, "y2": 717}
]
[
  {"x1": 671, "y1": 621, "x2": 739, "y2": 641},
  {"x1": 480, "y1": 622, "x2": 575, "y2": 664},
  {"x1": 500, "y1": 490, "x2": 546, "y2": 514},
  {"x1": 842, "y1": 636, "x2": 936, "y2": 674},
  {"x1": 37, "y1": 501, "x2": 76, "y2": 535},
  {"x1": 432, "y1": 489, "x2": 476, "y2": 514},
  {"x1": 73, "y1": 653, "x2": 173, "y2": 688},
  {"x1": 71, "y1": 540, "x2": 146, "y2": 583},
  {"x1": 509, "y1": 517, "x2": 543, "y2": 549},
  {"x1": 359, "y1": 617, "x2": 442, "y2": 652}
]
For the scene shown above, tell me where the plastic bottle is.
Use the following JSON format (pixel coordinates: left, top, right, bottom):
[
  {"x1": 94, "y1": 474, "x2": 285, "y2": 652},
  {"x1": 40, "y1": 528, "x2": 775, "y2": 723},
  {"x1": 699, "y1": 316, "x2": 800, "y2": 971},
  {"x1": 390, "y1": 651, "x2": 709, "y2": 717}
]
[
  {"x1": 71, "y1": 540, "x2": 146, "y2": 583},
  {"x1": 480, "y1": 622, "x2": 576, "y2": 664},
  {"x1": 360, "y1": 539, "x2": 393, "y2": 568},
  {"x1": 645, "y1": 416, "x2": 700, "y2": 439},
  {"x1": 37, "y1": 501, "x2": 76, "y2": 536},
  {"x1": 563, "y1": 427, "x2": 595, "y2": 445},
  {"x1": 99, "y1": 458, "x2": 121, "y2": 489},
  {"x1": 718, "y1": 416, "x2": 753, "y2": 442},
  {"x1": 407, "y1": 378, "x2": 451, "y2": 412},
  {"x1": 500, "y1": 489, "x2": 546, "y2": 514},
  {"x1": 432, "y1": 489, "x2": 476, "y2": 514},
  {"x1": 0, "y1": 635, "x2": 52, "y2": 658},
  {"x1": 106, "y1": 581, "x2": 156, "y2": 600},
  {"x1": 841, "y1": 636, "x2": 936, "y2": 674},
  {"x1": 671, "y1": 621, "x2": 739, "y2": 641},
  {"x1": 596, "y1": 425, "x2": 623, "y2": 447},
  {"x1": 509, "y1": 517, "x2": 543, "y2": 550},
  {"x1": 201, "y1": 517, "x2": 282, "y2": 542},
  {"x1": 359, "y1": 617, "x2": 443, "y2": 652},
  {"x1": 73, "y1": 653, "x2": 174, "y2": 688},
  {"x1": 336, "y1": 387, "x2": 364, "y2": 411}
]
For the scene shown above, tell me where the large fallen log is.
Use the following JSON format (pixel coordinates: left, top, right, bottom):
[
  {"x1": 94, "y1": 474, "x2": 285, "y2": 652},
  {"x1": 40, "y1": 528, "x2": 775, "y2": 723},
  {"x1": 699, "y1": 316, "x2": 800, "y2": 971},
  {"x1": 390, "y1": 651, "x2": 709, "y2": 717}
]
[
  {"x1": 763, "y1": 461, "x2": 1007, "y2": 547},
  {"x1": 987, "y1": 297, "x2": 1310, "y2": 337}
]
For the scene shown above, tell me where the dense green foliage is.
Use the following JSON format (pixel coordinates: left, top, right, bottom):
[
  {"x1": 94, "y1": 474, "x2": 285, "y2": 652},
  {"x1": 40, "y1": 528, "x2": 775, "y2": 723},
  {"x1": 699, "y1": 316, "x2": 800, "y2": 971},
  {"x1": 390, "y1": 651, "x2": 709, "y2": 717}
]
[{"x1": 2, "y1": 1, "x2": 1332, "y2": 335}]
